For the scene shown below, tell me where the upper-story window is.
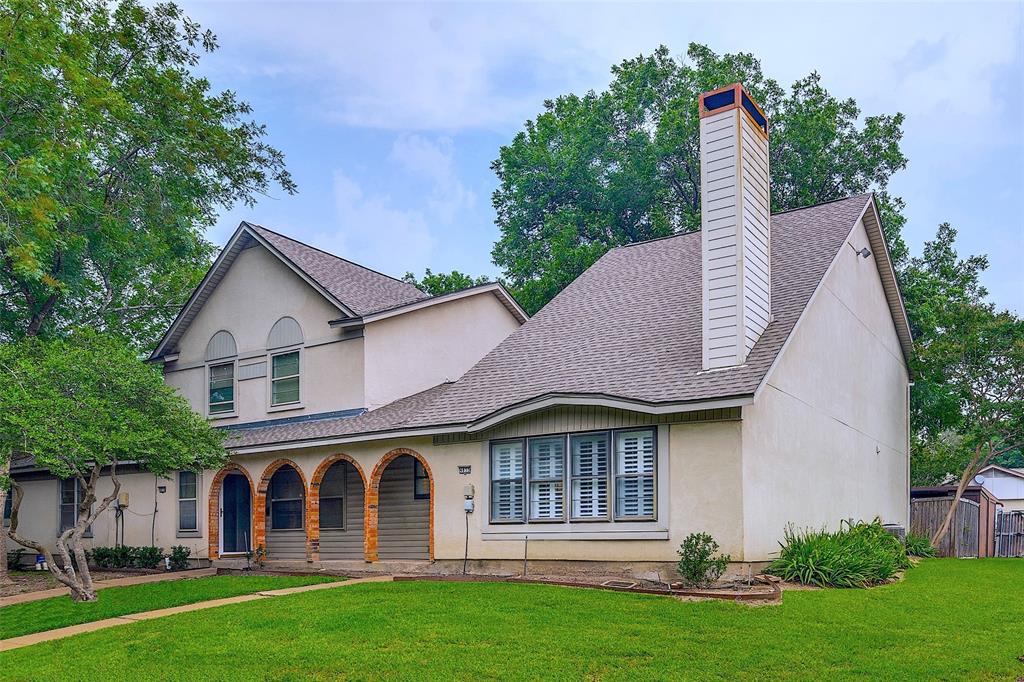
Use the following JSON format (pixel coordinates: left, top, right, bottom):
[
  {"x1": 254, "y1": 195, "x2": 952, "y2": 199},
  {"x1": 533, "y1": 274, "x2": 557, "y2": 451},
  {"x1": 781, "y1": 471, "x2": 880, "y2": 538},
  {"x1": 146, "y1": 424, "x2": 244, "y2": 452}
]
[
  {"x1": 267, "y1": 317, "x2": 303, "y2": 408},
  {"x1": 205, "y1": 330, "x2": 237, "y2": 417},
  {"x1": 489, "y1": 428, "x2": 656, "y2": 524}
]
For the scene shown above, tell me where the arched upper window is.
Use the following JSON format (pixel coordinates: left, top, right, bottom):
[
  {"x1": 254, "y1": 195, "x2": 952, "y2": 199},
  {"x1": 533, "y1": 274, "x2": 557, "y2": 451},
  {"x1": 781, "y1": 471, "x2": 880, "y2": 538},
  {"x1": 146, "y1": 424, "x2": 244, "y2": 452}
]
[
  {"x1": 267, "y1": 317, "x2": 303, "y2": 349},
  {"x1": 267, "y1": 318, "x2": 303, "y2": 408},
  {"x1": 205, "y1": 331, "x2": 237, "y2": 416}
]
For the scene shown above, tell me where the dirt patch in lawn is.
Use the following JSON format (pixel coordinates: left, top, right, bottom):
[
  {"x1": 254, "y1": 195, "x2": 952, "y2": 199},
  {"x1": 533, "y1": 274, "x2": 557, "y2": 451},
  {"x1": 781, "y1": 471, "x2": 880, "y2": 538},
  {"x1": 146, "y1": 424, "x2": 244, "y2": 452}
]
[{"x1": 1, "y1": 570, "x2": 162, "y2": 598}]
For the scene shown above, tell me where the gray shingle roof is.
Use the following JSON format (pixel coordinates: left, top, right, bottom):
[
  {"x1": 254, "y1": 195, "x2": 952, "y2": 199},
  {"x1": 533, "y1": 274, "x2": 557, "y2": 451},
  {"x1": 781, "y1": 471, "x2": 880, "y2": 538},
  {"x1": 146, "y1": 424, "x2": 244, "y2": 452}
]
[
  {"x1": 227, "y1": 194, "x2": 877, "y2": 450},
  {"x1": 246, "y1": 223, "x2": 428, "y2": 316}
]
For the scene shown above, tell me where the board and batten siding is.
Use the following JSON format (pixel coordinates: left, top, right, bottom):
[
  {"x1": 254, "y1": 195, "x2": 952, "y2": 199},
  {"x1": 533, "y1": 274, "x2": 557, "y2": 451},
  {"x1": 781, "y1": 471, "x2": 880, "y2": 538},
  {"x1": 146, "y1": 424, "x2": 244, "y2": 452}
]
[
  {"x1": 318, "y1": 465, "x2": 366, "y2": 561},
  {"x1": 377, "y1": 456, "x2": 429, "y2": 560},
  {"x1": 433, "y1": 405, "x2": 741, "y2": 445}
]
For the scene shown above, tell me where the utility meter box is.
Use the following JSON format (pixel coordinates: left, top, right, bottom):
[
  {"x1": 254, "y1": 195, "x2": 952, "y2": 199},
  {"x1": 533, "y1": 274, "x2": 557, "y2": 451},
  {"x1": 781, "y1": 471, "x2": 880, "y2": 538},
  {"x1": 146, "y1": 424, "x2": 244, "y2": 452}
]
[
  {"x1": 118, "y1": 491, "x2": 130, "y2": 508},
  {"x1": 462, "y1": 484, "x2": 475, "y2": 499}
]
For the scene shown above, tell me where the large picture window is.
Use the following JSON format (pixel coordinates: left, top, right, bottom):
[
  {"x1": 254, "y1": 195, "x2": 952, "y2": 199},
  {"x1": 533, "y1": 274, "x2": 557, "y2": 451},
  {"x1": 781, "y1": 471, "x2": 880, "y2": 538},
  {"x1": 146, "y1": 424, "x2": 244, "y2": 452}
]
[
  {"x1": 270, "y1": 351, "x2": 300, "y2": 406},
  {"x1": 178, "y1": 471, "x2": 199, "y2": 533},
  {"x1": 489, "y1": 428, "x2": 655, "y2": 525},
  {"x1": 208, "y1": 362, "x2": 235, "y2": 414}
]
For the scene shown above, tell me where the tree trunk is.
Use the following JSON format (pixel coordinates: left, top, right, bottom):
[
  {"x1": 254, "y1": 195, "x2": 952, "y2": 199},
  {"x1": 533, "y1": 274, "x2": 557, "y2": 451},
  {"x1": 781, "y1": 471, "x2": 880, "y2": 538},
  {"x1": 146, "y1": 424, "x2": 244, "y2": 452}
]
[
  {"x1": 0, "y1": 462, "x2": 11, "y2": 586},
  {"x1": 931, "y1": 442, "x2": 990, "y2": 548}
]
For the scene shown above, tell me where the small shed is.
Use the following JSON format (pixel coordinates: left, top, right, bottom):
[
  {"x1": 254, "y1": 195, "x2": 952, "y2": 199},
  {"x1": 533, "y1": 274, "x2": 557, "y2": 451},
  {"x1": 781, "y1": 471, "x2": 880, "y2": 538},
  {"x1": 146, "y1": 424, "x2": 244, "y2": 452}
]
[{"x1": 910, "y1": 486, "x2": 1001, "y2": 558}]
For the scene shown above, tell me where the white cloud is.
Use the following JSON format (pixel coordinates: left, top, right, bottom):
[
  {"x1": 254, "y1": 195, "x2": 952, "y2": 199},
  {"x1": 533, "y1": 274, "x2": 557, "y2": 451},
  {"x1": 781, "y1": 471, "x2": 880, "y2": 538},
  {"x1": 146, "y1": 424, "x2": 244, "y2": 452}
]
[{"x1": 390, "y1": 133, "x2": 475, "y2": 223}]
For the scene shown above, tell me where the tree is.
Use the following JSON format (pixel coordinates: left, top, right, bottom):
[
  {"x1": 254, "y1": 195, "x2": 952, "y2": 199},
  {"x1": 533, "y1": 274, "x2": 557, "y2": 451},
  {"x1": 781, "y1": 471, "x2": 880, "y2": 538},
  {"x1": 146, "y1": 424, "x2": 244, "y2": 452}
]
[
  {"x1": 491, "y1": 43, "x2": 907, "y2": 314},
  {"x1": 0, "y1": 332, "x2": 227, "y2": 601},
  {"x1": 0, "y1": 0, "x2": 296, "y2": 349},
  {"x1": 402, "y1": 269, "x2": 490, "y2": 297},
  {"x1": 900, "y1": 223, "x2": 1024, "y2": 544}
]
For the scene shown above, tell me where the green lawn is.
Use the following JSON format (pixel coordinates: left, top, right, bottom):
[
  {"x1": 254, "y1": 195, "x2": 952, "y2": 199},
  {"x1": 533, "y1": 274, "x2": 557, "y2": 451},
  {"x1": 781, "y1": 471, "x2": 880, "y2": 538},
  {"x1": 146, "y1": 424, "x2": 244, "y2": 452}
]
[
  {"x1": 0, "y1": 574, "x2": 339, "y2": 639},
  {"x1": 2, "y1": 560, "x2": 1022, "y2": 680}
]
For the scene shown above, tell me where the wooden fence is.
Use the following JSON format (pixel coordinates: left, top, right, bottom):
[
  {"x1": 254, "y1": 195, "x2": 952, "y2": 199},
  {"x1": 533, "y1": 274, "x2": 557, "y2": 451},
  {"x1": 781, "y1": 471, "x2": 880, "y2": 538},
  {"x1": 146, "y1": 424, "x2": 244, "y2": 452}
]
[
  {"x1": 910, "y1": 497, "x2": 980, "y2": 558},
  {"x1": 994, "y1": 509, "x2": 1024, "y2": 558}
]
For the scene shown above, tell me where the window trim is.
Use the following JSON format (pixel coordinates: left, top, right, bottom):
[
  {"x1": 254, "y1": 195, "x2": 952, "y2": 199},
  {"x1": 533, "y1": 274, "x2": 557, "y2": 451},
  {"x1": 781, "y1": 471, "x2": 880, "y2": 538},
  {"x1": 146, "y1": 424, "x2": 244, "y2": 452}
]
[
  {"x1": 319, "y1": 464, "x2": 346, "y2": 531},
  {"x1": 267, "y1": 467, "x2": 305, "y2": 532},
  {"x1": 486, "y1": 427, "x2": 658, "y2": 529},
  {"x1": 267, "y1": 346, "x2": 303, "y2": 413},
  {"x1": 413, "y1": 459, "x2": 430, "y2": 500},
  {"x1": 57, "y1": 478, "x2": 92, "y2": 538},
  {"x1": 206, "y1": 359, "x2": 238, "y2": 419},
  {"x1": 488, "y1": 438, "x2": 526, "y2": 524},
  {"x1": 176, "y1": 470, "x2": 202, "y2": 538},
  {"x1": 569, "y1": 430, "x2": 612, "y2": 523}
]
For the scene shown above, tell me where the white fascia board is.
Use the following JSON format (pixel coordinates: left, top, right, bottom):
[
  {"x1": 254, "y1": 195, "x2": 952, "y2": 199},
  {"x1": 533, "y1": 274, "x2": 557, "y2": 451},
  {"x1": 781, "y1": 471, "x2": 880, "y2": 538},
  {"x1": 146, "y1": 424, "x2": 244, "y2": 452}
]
[{"x1": 359, "y1": 283, "x2": 528, "y2": 326}]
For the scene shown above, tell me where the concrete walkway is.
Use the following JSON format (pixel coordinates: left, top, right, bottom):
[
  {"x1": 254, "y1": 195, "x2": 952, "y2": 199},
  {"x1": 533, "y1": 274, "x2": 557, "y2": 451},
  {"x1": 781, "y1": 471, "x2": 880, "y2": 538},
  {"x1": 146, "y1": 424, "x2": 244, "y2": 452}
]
[
  {"x1": 0, "y1": 568, "x2": 218, "y2": 608},
  {"x1": 0, "y1": 576, "x2": 392, "y2": 652}
]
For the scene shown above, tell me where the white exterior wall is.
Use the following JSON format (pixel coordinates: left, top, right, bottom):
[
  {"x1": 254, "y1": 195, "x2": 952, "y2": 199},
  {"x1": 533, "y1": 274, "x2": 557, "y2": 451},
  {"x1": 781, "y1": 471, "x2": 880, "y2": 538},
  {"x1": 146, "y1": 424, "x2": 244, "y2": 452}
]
[
  {"x1": 163, "y1": 244, "x2": 364, "y2": 424},
  {"x1": 740, "y1": 218, "x2": 910, "y2": 560},
  {"x1": 4, "y1": 470, "x2": 211, "y2": 561},
  {"x1": 362, "y1": 293, "x2": 521, "y2": 410}
]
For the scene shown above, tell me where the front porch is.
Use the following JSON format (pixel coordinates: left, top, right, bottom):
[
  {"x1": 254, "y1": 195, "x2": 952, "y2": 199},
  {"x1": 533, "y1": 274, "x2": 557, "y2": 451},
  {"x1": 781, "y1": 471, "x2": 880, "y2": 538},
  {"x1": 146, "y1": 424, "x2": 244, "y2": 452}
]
[{"x1": 207, "y1": 448, "x2": 435, "y2": 565}]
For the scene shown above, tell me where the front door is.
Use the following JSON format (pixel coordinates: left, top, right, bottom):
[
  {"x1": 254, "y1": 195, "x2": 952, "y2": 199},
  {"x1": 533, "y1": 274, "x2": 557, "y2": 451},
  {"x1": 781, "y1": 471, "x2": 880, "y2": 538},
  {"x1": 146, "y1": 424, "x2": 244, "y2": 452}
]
[{"x1": 220, "y1": 473, "x2": 252, "y2": 554}]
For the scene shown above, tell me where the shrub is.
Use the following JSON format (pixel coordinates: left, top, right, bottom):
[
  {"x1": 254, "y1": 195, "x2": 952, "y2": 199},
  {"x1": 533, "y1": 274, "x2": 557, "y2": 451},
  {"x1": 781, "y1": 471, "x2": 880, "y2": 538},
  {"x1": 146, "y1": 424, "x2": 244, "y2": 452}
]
[
  {"x1": 133, "y1": 546, "x2": 164, "y2": 569},
  {"x1": 89, "y1": 545, "x2": 165, "y2": 569},
  {"x1": 904, "y1": 533, "x2": 936, "y2": 558},
  {"x1": 767, "y1": 519, "x2": 911, "y2": 588},
  {"x1": 168, "y1": 545, "x2": 191, "y2": 571},
  {"x1": 676, "y1": 532, "x2": 731, "y2": 588}
]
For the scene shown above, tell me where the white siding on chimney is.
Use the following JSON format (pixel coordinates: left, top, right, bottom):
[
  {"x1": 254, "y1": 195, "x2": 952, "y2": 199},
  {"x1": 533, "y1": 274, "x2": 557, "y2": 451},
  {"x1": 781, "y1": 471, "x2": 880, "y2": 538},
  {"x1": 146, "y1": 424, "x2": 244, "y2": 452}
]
[{"x1": 700, "y1": 100, "x2": 771, "y2": 369}]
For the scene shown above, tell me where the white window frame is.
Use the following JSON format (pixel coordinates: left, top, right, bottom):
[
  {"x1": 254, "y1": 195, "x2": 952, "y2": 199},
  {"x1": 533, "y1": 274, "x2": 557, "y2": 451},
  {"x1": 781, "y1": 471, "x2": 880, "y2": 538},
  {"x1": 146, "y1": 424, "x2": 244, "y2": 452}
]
[
  {"x1": 488, "y1": 439, "x2": 525, "y2": 524},
  {"x1": 527, "y1": 435, "x2": 567, "y2": 522},
  {"x1": 267, "y1": 347, "x2": 303, "y2": 412},
  {"x1": 57, "y1": 478, "x2": 92, "y2": 538},
  {"x1": 612, "y1": 429, "x2": 657, "y2": 521},
  {"x1": 207, "y1": 359, "x2": 237, "y2": 419},
  {"x1": 176, "y1": 470, "x2": 202, "y2": 537}
]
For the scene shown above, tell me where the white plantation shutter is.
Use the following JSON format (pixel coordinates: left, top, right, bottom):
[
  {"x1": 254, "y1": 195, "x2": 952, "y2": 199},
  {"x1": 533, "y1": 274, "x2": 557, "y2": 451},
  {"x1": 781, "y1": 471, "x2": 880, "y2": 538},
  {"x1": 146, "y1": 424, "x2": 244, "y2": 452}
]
[
  {"x1": 571, "y1": 433, "x2": 609, "y2": 519},
  {"x1": 614, "y1": 430, "x2": 656, "y2": 519},
  {"x1": 529, "y1": 437, "x2": 565, "y2": 521},
  {"x1": 490, "y1": 441, "x2": 524, "y2": 522}
]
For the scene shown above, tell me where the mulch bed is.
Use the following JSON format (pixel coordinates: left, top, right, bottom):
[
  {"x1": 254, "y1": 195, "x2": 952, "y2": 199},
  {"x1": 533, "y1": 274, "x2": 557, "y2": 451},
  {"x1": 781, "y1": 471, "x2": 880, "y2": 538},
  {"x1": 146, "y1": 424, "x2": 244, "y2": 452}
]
[
  {"x1": 392, "y1": 573, "x2": 781, "y2": 604},
  {"x1": 0, "y1": 569, "x2": 161, "y2": 598}
]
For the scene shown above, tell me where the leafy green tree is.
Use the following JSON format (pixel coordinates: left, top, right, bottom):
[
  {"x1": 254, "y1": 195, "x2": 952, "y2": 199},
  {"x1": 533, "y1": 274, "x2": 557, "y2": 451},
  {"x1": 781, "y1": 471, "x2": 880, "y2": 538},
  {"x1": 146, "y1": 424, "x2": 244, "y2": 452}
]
[
  {"x1": 900, "y1": 223, "x2": 1023, "y2": 543},
  {"x1": 402, "y1": 269, "x2": 490, "y2": 296},
  {"x1": 491, "y1": 43, "x2": 908, "y2": 314},
  {"x1": 0, "y1": 0, "x2": 295, "y2": 349},
  {"x1": 0, "y1": 332, "x2": 227, "y2": 601}
]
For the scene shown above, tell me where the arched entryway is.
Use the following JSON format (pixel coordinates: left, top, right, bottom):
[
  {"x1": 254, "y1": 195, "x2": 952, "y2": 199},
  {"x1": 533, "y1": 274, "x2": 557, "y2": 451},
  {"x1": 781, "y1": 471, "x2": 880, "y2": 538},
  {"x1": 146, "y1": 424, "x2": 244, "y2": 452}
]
[
  {"x1": 256, "y1": 460, "x2": 309, "y2": 561},
  {"x1": 208, "y1": 464, "x2": 255, "y2": 560},
  {"x1": 367, "y1": 449, "x2": 433, "y2": 561},
  {"x1": 310, "y1": 455, "x2": 366, "y2": 561}
]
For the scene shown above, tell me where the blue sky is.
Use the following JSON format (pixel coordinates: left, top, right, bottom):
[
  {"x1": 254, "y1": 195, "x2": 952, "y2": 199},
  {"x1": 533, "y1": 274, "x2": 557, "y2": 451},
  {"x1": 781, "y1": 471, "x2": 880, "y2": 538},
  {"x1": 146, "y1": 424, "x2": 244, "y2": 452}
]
[{"x1": 181, "y1": 1, "x2": 1022, "y2": 313}]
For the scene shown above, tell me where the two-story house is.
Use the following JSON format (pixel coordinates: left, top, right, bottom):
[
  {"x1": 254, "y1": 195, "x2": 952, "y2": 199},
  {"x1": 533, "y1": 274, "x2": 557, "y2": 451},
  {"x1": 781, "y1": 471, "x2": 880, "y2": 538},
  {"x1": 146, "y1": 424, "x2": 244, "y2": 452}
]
[{"x1": 7, "y1": 85, "x2": 912, "y2": 579}]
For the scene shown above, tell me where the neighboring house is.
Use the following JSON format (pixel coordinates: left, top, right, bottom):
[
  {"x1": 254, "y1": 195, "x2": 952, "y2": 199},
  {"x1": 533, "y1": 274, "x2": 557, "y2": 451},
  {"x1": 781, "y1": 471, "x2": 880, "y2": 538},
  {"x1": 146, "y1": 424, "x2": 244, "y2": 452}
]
[
  {"x1": 977, "y1": 465, "x2": 1024, "y2": 512},
  {"x1": 7, "y1": 85, "x2": 912, "y2": 577}
]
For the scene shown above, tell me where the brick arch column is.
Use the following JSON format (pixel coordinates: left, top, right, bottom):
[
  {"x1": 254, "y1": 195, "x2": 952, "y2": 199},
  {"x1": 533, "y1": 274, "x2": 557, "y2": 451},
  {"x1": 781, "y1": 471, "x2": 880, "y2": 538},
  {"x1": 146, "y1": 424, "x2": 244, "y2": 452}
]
[
  {"x1": 255, "y1": 458, "x2": 311, "y2": 561},
  {"x1": 308, "y1": 454, "x2": 367, "y2": 562},
  {"x1": 207, "y1": 463, "x2": 256, "y2": 561},
  {"x1": 365, "y1": 448, "x2": 434, "y2": 562}
]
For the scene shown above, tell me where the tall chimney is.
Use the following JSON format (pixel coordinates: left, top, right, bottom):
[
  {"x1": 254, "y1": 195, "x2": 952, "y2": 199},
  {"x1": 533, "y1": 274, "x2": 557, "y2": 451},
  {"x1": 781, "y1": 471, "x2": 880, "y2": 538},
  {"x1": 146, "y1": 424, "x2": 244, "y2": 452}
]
[{"x1": 698, "y1": 83, "x2": 771, "y2": 370}]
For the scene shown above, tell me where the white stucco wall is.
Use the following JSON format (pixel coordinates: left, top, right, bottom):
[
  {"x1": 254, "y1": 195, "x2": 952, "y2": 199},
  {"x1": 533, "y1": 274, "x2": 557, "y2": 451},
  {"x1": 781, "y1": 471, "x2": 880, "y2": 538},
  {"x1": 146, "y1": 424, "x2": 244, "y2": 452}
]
[
  {"x1": 4, "y1": 470, "x2": 212, "y2": 561},
  {"x1": 362, "y1": 293, "x2": 522, "y2": 410},
  {"x1": 740, "y1": 218, "x2": 910, "y2": 561},
  {"x1": 162, "y1": 243, "x2": 364, "y2": 424}
]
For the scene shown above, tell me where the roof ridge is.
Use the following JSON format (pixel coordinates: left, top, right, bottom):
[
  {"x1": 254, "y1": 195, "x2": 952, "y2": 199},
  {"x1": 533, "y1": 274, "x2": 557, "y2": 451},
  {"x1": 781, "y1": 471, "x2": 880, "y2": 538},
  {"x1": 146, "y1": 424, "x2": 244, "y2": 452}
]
[
  {"x1": 244, "y1": 222, "x2": 425, "y2": 292},
  {"x1": 769, "y1": 193, "x2": 871, "y2": 217}
]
